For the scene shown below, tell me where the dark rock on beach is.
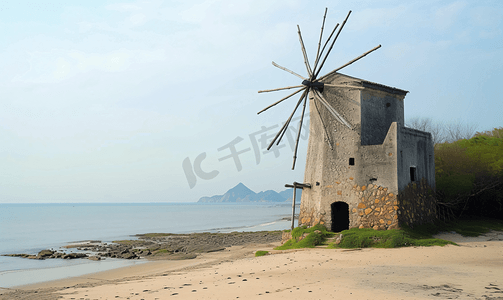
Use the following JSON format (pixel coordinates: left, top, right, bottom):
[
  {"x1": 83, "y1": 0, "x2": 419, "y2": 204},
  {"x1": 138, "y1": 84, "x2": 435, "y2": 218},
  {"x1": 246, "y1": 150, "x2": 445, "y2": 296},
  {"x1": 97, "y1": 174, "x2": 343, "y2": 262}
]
[{"x1": 2, "y1": 231, "x2": 283, "y2": 262}]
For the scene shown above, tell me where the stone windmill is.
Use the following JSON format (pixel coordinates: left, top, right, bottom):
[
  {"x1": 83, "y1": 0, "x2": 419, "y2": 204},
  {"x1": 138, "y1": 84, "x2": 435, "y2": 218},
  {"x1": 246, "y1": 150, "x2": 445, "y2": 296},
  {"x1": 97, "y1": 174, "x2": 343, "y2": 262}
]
[{"x1": 259, "y1": 9, "x2": 437, "y2": 232}]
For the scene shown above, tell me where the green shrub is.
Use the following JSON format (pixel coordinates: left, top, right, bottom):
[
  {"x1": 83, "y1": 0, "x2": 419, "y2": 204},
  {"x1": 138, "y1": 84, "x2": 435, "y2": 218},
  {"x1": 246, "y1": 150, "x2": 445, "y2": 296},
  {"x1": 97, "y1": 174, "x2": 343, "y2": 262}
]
[
  {"x1": 255, "y1": 251, "x2": 269, "y2": 257},
  {"x1": 274, "y1": 224, "x2": 332, "y2": 250},
  {"x1": 435, "y1": 131, "x2": 503, "y2": 219}
]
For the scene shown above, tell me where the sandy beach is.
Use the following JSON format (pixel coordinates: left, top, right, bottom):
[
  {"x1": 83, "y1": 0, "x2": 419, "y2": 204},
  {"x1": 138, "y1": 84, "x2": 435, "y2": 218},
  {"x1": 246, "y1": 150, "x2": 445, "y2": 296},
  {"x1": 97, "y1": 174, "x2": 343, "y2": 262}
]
[{"x1": 1, "y1": 231, "x2": 502, "y2": 300}]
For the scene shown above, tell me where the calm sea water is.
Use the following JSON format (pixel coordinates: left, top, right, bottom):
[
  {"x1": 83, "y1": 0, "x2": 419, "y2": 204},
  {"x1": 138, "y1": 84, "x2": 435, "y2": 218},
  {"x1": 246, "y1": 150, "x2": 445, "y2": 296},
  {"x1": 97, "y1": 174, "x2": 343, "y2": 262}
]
[{"x1": 0, "y1": 202, "x2": 297, "y2": 288}]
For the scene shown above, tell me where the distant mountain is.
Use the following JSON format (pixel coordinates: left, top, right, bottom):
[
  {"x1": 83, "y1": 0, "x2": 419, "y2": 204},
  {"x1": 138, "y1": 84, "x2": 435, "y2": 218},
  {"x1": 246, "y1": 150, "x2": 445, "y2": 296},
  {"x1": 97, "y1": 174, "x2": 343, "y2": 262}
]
[
  {"x1": 279, "y1": 189, "x2": 302, "y2": 203},
  {"x1": 197, "y1": 182, "x2": 302, "y2": 203}
]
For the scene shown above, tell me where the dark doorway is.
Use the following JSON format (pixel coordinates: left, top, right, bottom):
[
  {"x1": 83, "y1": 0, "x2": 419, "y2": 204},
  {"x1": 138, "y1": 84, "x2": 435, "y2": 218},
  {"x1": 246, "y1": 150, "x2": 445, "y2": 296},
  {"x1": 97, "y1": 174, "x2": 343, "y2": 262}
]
[{"x1": 331, "y1": 202, "x2": 349, "y2": 232}]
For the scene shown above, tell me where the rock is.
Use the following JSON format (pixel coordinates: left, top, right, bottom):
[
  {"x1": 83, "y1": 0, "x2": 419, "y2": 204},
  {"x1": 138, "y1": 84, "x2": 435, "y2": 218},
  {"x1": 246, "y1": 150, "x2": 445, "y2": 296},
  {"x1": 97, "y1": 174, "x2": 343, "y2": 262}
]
[
  {"x1": 51, "y1": 252, "x2": 65, "y2": 258},
  {"x1": 37, "y1": 250, "x2": 55, "y2": 258},
  {"x1": 121, "y1": 253, "x2": 137, "y2": 259},
  {"x1": 140, "y1": 249, "x2": 151, "y2": 256},
  {"x1": 335, "y1": 234, "x2": 343, "y2": 245},
  {"x1": 88, "y1": 256, "x2": 101, "y2": 261},
  {"x1": 281, "y1": 231, "x2": 292, "y2": 244},
  {"x1": 63, "y1": 253, "x2": 88, "y2": 259},
  {"x1": 298, "y1": 233, "x2": 310, "y2": 241}
]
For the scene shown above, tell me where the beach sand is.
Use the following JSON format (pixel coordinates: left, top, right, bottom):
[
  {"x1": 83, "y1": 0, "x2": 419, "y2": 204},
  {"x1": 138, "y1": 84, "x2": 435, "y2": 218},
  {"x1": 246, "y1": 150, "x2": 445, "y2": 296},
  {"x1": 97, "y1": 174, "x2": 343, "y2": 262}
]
[{"x1": 1, "y1": 231, "x2": 502, "y2": 300}]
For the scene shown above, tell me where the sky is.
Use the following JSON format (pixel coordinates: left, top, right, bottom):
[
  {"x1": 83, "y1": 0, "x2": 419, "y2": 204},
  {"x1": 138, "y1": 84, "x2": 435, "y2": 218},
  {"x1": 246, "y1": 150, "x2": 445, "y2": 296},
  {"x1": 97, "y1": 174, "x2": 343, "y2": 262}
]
[{"x1": 1, "y1": 0, "x2": 502, "y2": 203}]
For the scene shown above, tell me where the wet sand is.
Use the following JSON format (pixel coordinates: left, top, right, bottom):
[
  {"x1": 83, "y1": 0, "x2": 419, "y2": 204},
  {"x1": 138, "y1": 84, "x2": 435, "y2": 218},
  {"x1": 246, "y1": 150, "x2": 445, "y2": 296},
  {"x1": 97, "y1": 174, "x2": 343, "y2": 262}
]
[{"x1": 1, "y1": 232, "x2": 502, "y2": 300}]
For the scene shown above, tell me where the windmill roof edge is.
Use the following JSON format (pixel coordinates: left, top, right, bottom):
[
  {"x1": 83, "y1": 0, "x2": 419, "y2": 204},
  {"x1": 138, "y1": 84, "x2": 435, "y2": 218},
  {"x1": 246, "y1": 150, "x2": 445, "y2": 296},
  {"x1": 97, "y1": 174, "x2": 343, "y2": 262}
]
[{"x1": 333, "y1": 73, "x2": 409, "y2": 96}]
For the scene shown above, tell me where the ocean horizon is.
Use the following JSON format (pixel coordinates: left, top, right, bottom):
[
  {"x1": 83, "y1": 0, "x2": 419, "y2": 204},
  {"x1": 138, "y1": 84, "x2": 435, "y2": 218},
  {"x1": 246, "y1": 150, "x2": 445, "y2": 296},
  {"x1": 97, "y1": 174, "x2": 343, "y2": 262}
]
[{"x1": 0, "y1": 202, "x2": 298, "y2": 288}]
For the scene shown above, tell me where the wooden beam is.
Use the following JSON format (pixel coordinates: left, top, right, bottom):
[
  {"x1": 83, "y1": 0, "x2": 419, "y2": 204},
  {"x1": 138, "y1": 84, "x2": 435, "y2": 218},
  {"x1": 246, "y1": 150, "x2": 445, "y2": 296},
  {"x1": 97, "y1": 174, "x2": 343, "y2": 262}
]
[
  {"x1": 313, "y1": 10, "x2": 352, "y2": 79},
  {"x1": 317, "y1": 45, "x2": 381, "y2": 81},
  {"x1": 297, "y1": 25, "x2": 313, "y2": 78},
  {"x1": 272, "y1": 61, "x2": 306, "y2": 80},
  {"x1": 257, "y1": 87, "x2": 306, "y2": 115},
  {"x1": 258, "y1": 85, "x2": 305, "y2": 93},
  {"x1": 292, "y1": 93, "x2": 308, "y2": 170}
]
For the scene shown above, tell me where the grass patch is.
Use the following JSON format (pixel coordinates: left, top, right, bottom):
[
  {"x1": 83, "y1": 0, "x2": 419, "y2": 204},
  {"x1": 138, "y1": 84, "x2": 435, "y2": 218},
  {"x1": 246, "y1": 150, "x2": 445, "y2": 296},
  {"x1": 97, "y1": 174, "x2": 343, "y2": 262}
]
[
  {"x1": 328, "y1": 228, "x2": 455, "y2": 249},
  {"x1": 329, "y1": 218, "x2": 503, "y2": 249},
  {"x1": 255, "y1": 251, "x2": 269, "y2": 257},
  {"x1": 274, "y1": 224, "x2": 334, "y2": 250},
  {"x1": 152, "y1": 249, "x2": 170, "y2": 255}
]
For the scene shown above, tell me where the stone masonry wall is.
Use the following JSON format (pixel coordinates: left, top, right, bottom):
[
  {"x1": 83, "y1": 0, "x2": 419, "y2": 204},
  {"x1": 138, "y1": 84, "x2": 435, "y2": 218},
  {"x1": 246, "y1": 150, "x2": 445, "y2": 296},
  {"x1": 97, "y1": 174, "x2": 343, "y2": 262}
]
[
  {"x1": 397, "y1": 178, "x2": 437, "y2": 227},
  {"x1": 299, "y1": 179, "x2": 436, "y2": 231},
  {"x1": 299, "y1": 181, "x2": 400, "y2": 231},
  {"x1": 352, "y1": 183, "x2": 399, "y2": 230}
]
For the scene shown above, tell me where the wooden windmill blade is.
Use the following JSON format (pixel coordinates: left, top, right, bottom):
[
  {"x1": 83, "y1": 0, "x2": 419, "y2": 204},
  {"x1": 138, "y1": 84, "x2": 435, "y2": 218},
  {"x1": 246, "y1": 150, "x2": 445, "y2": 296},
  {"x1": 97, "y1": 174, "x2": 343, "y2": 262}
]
[{"x1": 257, "y1": 8, "x2": 381, "y2": 170}]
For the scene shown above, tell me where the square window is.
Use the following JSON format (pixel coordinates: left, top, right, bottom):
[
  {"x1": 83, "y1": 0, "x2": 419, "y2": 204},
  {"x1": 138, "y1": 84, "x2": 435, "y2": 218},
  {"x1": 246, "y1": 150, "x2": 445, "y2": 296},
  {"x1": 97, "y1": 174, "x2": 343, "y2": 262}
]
[{"x1": 349, "y1": 158, "x2": 355, "y2": 166}]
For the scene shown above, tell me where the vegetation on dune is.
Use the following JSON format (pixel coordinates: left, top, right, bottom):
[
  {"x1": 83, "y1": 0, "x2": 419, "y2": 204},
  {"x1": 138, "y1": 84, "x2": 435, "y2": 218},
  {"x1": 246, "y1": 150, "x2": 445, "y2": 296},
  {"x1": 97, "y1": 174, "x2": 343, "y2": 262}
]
[
  {"x1": 328, "y1": 226, "x2": 454, "y2": 249},
  {"x1": 274, "y1": 224, "x2": 334, "y2": 250},
  {"x1": 435, "y1": 127, "x2": 503, "y2": 220},
  {"x1": 255, "y1": 250, "x2": 269, "y2": 257},
  {"x1": 273, "y1": 219, "x2": 502, "y2": 250}
]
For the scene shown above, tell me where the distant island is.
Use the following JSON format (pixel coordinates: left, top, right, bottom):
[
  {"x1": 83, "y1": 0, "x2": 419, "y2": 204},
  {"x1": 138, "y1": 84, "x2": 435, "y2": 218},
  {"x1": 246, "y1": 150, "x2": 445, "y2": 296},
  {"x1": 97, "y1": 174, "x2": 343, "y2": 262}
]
[{"x1": 197, "y1": 183, "x2": 302, "y2": 203}]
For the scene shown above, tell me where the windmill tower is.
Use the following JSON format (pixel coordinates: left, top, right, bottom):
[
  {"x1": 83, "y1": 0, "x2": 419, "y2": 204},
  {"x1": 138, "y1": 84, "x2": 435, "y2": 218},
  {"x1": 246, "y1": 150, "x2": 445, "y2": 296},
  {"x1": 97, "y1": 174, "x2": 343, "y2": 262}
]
[{"x1": 259, "y1": 9, "x2": 436, "y2": 231}]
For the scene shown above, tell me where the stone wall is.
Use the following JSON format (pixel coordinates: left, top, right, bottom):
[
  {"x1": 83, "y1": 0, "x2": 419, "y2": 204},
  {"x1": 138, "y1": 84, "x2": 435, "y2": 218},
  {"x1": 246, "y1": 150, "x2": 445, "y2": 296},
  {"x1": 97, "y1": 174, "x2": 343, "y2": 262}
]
[
  {"x1": 299, "y1": 181, "x2": 400, "y2": 231},
  {"x1": 299, "y1": 179, "x2": 436, "y2": 231},
  {"x1": 351, "y1": 183, "x2": 399, "y2": 230},
  {"x1": 397, "y1": 178, "x2": 437, "y2": 227}
]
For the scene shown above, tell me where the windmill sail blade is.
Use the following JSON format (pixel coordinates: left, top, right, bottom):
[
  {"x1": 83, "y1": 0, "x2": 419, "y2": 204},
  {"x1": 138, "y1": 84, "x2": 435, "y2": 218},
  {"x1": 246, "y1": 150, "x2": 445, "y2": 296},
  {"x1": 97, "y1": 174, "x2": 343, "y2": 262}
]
[
  {"x1": 273, "y1": 88, "x2": 309, "y2": 148},
  {"x1": 292, "y1": 92, "x2": 309, "y2": 170},
  {"x1": 313, "y1": 22, "x2": 339, "y2": 76},
  {"x1": 314, "y1": 89, "x2": 352, "y2": 129},
  {"x1": 313, "y1": 90, "x2": 344, "y2": 124},
  {"x1": 313, "y1": 96, "x2": 334, "y2": 150},
  {"x1": 313, "y1": 10, "x2": 352, "y2": 79},
  {"x1": 317, "y1": 45, "x2": 382, "y2": 82},
  {"x1": 313, "y1": 9, "x2": 334, "y2": 75},
  {"x1": 258, "y1": 85, "x2": 304, "y2": 93},
  {"x1": 272, "y1": 61, "x2": 306, "y2": 80},
  {"x1": 258, "y1": 87, "x2": 306, "y2": 115},
  {"x1": 314, "y1": 8, "x2": 328, "y2": 70},
  {"x1": 297, "y1": 25, "x2": 313, "y2": 77},
  {"x1": 267, "y1": 89, "x2": 308, "y2": 150}
]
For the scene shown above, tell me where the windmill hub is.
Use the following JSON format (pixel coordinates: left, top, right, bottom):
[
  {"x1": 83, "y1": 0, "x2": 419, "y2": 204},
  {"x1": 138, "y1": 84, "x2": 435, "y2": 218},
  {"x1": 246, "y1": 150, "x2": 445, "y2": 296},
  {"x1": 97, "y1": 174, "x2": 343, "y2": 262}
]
[{"x1": 301, "y1": 80, "x2": 324, "y2": 93}]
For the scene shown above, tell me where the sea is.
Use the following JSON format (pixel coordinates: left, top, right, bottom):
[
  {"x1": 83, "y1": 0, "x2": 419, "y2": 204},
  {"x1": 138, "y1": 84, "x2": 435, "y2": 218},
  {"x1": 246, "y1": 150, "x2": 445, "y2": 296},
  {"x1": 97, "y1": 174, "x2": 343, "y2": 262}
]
[{"x1": 0, "y1": 202, "x2": 298, "y2": 288}]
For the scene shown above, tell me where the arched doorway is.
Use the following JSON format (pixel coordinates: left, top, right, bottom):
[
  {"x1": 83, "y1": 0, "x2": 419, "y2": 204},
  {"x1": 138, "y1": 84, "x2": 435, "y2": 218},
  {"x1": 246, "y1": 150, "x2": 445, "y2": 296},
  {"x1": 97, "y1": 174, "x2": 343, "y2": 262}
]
[{"x1": 331, "y1": 202, "x2": 349, "y2": 232}]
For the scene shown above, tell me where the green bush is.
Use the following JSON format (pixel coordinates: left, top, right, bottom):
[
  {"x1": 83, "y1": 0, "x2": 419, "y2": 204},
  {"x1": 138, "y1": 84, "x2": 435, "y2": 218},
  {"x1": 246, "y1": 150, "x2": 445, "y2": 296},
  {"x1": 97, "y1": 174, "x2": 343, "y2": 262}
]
[
  {"x1": 435, "y1": 129, "x2": 503, "y2": 219},
  {"x1": 275, "y1": 224, "x2": 332, "y2": 250},
  {"x1": 255, "y1": 251, "x2": 269, "y2": 257}
]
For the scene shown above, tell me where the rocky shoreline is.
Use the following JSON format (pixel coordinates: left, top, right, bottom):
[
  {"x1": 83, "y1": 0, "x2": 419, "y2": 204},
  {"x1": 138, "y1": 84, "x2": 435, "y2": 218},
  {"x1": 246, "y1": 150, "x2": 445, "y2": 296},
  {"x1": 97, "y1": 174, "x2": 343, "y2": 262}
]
[{"x1": 2, "y1": 231, "x2": 283, "y2": 261}]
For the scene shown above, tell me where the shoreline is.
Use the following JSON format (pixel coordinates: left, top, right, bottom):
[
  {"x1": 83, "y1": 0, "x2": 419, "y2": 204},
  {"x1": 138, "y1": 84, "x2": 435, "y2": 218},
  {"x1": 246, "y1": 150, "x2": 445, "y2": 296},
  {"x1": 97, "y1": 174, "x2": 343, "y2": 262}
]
[
  {"x1": 1, "y1": 231, "x2": 502, "y2": 299},
  {"x1": 0, "y1": 212, "x2": 298, "y2": 288},
  {"x1": 0, "y1": 230, "x2": 284, "y2": 290}
]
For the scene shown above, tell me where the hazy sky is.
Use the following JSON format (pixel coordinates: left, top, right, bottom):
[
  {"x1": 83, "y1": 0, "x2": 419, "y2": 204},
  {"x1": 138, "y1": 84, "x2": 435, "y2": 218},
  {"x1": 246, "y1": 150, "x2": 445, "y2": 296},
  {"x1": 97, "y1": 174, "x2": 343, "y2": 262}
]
[{"x1": 1, "y1": 0, "x2": 502, "y2": 203}]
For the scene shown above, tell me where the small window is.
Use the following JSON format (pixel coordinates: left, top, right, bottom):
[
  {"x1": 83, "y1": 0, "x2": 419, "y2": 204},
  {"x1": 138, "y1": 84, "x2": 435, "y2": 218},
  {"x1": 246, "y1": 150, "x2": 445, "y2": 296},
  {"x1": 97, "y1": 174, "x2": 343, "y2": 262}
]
[
  {"x1": 386, "y1": 102, "x2": 391, "y2": 107},
  {"x1": 349, "y1": 158, "x2": 355, "y2": 165},
  {"x1": 410, "y1": 167, "x2": 416, "y2": 182}
]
